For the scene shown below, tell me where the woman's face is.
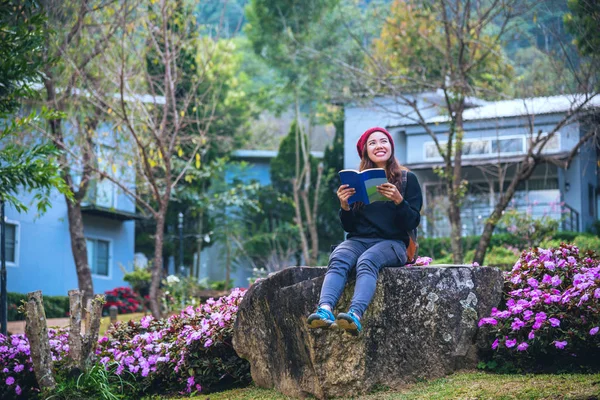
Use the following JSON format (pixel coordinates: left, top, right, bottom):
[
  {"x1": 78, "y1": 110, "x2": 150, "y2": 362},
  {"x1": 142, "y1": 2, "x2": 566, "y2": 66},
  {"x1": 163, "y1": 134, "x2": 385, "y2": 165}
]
[{"x1": 366, "y1": 131, "x2": 392, "y2": 167}]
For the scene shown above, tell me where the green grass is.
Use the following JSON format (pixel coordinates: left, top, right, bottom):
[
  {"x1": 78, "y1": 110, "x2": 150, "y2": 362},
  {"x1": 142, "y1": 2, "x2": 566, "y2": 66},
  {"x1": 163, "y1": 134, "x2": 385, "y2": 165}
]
[
  {"x1": 185, "y1": 371, "x2": 600, "y2": 399},
  {"x1": 99, "y1": 312, "x2": 146, "y2": 335}
]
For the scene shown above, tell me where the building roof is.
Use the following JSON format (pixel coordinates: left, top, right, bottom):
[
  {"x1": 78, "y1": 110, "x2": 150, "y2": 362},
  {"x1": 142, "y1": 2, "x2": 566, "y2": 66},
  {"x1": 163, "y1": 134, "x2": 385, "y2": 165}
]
[{"x1": 390, "y1": 94, "x2": 600, "y2": 127}]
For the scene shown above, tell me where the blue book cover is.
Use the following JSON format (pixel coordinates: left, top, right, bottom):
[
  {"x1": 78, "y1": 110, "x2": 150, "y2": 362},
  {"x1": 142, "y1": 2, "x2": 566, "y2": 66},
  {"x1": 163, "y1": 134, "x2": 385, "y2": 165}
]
[{"x1": 338, "y1": 168, "x2": 388, "y2": 205}]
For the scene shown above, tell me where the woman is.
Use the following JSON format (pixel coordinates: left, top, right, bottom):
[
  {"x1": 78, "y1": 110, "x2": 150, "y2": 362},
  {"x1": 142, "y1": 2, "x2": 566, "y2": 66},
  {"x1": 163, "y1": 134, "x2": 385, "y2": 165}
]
[{"x1": 307, "y1": 127, "x2": 423, "y2": 334}]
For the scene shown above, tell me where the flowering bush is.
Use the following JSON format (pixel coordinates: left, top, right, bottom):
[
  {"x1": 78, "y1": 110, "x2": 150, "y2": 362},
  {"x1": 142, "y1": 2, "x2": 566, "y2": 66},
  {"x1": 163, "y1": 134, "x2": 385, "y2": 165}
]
[
  {"x1": 0, "y1": 328, "x2": 69, "y2": 399},
  {"x1": 103, "y1": 287, "x2": 142, "y2": 315},
  {"x1": 96, "y1": 287, "x2": 250, "y2": 395},
  {"x1": 479, "y1": 244, "x2": 600, "y2": 370}
]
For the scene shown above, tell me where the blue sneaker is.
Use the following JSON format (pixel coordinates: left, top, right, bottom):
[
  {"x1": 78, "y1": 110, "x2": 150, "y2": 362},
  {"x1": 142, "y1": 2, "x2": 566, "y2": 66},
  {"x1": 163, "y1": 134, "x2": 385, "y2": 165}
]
[
  {"x1": 307, "y1": 307, "x2": 335, "y2": 329},
  {"x1": 336, "y1": 309, "x2": 362, "y2": 334}
]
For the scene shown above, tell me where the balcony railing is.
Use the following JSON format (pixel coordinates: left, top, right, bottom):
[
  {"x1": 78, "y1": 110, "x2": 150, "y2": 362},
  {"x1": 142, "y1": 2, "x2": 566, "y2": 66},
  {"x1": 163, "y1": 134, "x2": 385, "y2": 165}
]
[{"x1": 422, "y1": 202, "x2": 580, "y2": 238}]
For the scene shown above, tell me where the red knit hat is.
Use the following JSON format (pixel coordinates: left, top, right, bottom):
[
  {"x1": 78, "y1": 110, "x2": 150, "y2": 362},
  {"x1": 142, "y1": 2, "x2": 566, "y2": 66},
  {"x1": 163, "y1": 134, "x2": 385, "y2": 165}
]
[{"x1": 356, "y1": 127, "x2": 394, "y2": 158}]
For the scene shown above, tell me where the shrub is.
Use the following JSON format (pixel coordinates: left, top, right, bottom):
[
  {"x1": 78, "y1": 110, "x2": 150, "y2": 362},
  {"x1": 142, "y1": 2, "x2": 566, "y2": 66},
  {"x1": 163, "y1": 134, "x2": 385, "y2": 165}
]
[
  {"x1": 478, "y1": 244, "x2": 600, "y2": 370},
  {"x1": 7, "y1": 293, "x2": 69, "y2": 322},
  {"x1": 103, "y1": 287, "x2": 142, "y2": 316},
  {"x1": 123, "y1": 266, "x2": 152, "y2": 298},
  {"x1": 540, "y1": 235, "x2": 600, "y2": 254},
  {"x1": 0, "y1": 328, "x2": 69, "y2": 399},
  {"x1": 96, "y1": 288, "x2": 250, "y2": 395}
]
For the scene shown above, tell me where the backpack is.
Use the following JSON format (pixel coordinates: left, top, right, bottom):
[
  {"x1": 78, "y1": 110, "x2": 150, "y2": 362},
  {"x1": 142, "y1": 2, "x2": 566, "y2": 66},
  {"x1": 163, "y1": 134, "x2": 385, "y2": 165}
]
[{"x1": 400, "y1": 170, "x2": 419, "y2": 264}]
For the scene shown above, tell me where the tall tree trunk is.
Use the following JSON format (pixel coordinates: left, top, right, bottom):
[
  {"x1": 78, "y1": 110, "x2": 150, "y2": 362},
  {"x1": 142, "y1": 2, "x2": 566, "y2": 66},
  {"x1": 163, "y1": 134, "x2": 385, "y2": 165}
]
[
  {"x1": 66, "y1": 201, "x2": 94, "y2": 304},
  {"x1": 450, "y1": 104, "x2": 465, "y2": 264},
  {"x1": 149, "y1": 210, "x2": 165, "y2": 318}
]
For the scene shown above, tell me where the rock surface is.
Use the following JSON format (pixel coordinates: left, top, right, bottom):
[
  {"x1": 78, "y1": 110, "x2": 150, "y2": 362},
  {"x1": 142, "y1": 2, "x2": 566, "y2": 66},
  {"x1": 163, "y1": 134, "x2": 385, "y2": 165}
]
[{"x1": 233, "y1": 265, "x2": 503, "y2": 399}]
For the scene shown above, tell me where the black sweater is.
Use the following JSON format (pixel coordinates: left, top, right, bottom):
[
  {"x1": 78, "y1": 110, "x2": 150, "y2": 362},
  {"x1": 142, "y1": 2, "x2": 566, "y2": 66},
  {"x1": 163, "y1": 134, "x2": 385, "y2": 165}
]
[{"x1": 339, "y1": 171, "x2": 423, "y2": 244}]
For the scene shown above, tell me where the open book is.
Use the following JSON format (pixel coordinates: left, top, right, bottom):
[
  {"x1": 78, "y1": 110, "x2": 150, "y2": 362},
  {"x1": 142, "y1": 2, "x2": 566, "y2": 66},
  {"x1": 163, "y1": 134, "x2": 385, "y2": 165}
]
[{"x1": 339, "y1": 168, "x2": 388, "y2": 205}]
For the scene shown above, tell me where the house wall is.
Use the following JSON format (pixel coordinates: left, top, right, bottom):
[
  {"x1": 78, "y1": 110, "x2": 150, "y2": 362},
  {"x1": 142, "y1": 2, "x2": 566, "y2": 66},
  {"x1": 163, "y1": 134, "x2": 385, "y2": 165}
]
[{"x1": 5, "y1": 189, "x2": 134, "y2": 296}]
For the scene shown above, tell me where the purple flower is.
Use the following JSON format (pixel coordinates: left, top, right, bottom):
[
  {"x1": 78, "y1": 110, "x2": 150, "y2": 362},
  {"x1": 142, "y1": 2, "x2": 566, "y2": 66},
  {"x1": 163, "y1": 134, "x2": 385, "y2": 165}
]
[
  {"x1": 517, "y1": 342, "x2": 529, "y2": 351},
  {"x1": 523, "y1": 310, "x2": 534, "y2": 321},
  {"x1": 15, "y1": 385, "x2": 21, "y2": 395},
  {"x1": 527, "y1": 278, "x2": 539, "y2": 288},
  {"x1": 472, "y1": 262, "x2": 480, "y2": 267},
  {"x1": 528, "y1": 330, "x2": 535, "y2": 340},
  {"x1": 511, "y1": 318, "x2": 525, "y2": 331},
  {"x1": 544, "y1": 261, "x2": 556, "y2": 270},
  {"x1": 478, "y1": 317, "x2": 498, "y2": 327},
  {"x1": 6, "y1": 376, "x2": 14, "y2": 385},
  {"x1": 204, "y1": 339, "x2": 213, "y2": 348},
  {"x1": 535, "y1": 312, "x2": 547, "y2": 322},
  {"x1": 13, "y1": 364, "x2": 24, "y2": 372},
  {"x1": 590, "y1": 327, "x2": 599, "y2": 336},
  {"x1": 550, "y1": 275, "x2": 562, "y2": 287},
  {"x1": 491, "y1": 339, "x2": 499, "y2": 350},
  {"x1": 594, "y1": 289, "x2": 600, "y2": 299},
  {"x1": 554, "y1": 340, "x2": 567, "y2": 349},
  {"x1": 505, "y1": 338, "x2": 517, "y2": 348},
  {"x1": 549, "y1": 318, "x2": 561, "y2": 327},
  {"x1": 140, "y1": 316, "x2": 153, "y2": 329}
]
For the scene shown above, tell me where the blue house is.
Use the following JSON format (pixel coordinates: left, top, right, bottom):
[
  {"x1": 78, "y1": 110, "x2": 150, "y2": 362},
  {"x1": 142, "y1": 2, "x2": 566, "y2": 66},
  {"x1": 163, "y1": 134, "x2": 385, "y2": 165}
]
[
  {"x1": 5, "y1": 126, "x2": 138, "y2": 296},
  {"x1": 344, "y1": 92, "x2": 600, "y2": 236}
]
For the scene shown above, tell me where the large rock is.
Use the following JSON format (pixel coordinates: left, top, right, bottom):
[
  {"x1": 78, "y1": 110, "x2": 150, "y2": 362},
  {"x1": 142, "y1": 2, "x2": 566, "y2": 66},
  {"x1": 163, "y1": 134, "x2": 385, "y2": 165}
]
[{"x1": 233, "y1": 265, "x2": 503, "y2": 399}]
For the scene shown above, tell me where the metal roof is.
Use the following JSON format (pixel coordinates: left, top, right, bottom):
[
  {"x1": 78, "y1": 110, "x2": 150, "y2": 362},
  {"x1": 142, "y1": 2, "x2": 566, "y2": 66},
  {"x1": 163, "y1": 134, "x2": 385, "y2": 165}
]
[{"x1": 391, "y1": 94, "x2": 600, "y2": 127}]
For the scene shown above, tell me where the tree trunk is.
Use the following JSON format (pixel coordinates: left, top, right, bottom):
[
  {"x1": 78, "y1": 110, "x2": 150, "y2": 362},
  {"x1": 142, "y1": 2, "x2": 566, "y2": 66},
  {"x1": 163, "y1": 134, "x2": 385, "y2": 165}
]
[
  {"x1": 67, "y1": 290, "x2": 83, "y2": 370},
  {"x1": 149, "y1": 211, "x2": 166, "y2": 318},
  {"x1": 66, "y1": 201, "x2": 94, "y2": 306},
  {"x1": 25, "y1": 291, "x2": 56, "y2": 391},
  {"x1": 450, "y1": 104, "x2": 465, "y2": 264}
]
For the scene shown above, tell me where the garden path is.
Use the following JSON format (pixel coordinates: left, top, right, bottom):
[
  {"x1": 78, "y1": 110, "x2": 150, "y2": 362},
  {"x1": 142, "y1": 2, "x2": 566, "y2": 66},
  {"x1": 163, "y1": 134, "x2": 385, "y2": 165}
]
[{"x1": 7, "y1": 318, "x2": 70, "y2": 335}]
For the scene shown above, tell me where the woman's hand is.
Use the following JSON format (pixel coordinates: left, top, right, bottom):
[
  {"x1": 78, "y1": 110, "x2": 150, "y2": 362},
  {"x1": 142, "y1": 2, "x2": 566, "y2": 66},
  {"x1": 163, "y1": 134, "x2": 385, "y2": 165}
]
[
  {"x1": 337, "y1": 184, "x2": 355, "y2": 211},
  {"x1": 377, "y1": 182, "x2": 403, "y2": 205}
]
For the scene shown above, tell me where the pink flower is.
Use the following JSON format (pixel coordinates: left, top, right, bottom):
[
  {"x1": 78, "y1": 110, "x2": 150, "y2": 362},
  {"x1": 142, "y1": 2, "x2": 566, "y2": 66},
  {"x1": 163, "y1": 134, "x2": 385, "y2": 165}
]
[
  {"x1": 527, "y1": 278, "x2": 538, "y2": 288},
  {"x1": 140, "y1": 316, "x2": 153, "y2": 329},
  {"x1": 204, "y1": 339, "x2": 213, "y2": 348},
  {"x1": 550, "y1": 275, "x2": 562, "y2": 286},
  {"x1": 549, "y1": 318, "x2": 560, "y2": 327},
  {"x1": 6, "y1": 376, "x2": 14, "y2": 385},
  {"x1": 478, "y1": 317, "x2": 498, "y2": 327},
  {"x1": 528, "y1": 330, "x2": 535, "y2": 340},
  {"x1": 517, "y1": 342, "x2": 529, "y2": 351},
  {"x1": 505, "y1": 338, "x2": 517, "y2": 348},
  {"x1": 511, "y1": 318, "x2": 525, "y2": 331},
  {"x1": 523, "y1": 310, "x2": 534, "y2": 321},
  {"x1": 472, "y1": 262, "x2": 480, "y2": 267},
  {"x1": 554, "y1": 340, "x2": 567, "y2": 349},
  {"x1": 491, "y1": 339, "x2": 499, "y2": 350},
  {"x1": 590, "y1": 327, "x2": 599, "y2": 336}
]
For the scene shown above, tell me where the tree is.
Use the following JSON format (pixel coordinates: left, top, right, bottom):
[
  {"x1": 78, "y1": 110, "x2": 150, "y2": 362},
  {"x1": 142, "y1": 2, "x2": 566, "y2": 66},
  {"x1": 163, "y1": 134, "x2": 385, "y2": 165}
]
[
  {"x1": 38, "y1": 0, "x2": 136, "y2": 306},
  {"x1": 0, "y1": 0, "x2": 71, "y2": 214},
  {"x1": 246, "y1": 0, "x2": 347, "y2": 265},
  {"x1": 363, "y1": 0, "x2": 518, "y2": 263},
  {"x1": 79, "y1": 0, "x2": 237, "y2": 317},
  {"x1": 565, "y1": 0, "x2": 600, "y2": 57}
]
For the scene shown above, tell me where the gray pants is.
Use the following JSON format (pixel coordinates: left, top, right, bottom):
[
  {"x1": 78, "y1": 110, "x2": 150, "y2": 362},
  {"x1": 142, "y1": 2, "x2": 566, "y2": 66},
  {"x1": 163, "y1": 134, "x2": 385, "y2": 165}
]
[{"x1": 318, "y1": 237, "x2": 407, "y2": 317}]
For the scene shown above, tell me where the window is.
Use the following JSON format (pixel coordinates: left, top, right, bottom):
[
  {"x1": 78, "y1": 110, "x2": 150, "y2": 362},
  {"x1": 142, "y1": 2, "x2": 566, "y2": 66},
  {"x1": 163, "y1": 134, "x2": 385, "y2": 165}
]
[
  {"x1": 424, "y1": 133, "x2": 560, "y2": 161},
  {"x1": 86, "y1": 238, "x2": 110, "y2": 276},
  {"x1": 5, "y1": 223, "x2": 17, "y2": 264}
]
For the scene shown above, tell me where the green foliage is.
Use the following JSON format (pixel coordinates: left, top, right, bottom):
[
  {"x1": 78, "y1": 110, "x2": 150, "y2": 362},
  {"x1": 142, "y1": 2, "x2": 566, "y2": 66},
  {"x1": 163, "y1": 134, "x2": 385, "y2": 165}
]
[
  {"x1": 420, "y1": 231, "x2": 583, "y2": 261},
  {"x1": 498, "y1": 209, "x2": 559, "y2": 249},
  {"x1": 51, "y1": 362, "x2": 137, "y2": 400},
  {"x1": 162, "y1": 275, "x2": 210, "y2": 312},
  {"x1": 0, "y1": 0, "x2": 46, "y2": 113},
  {"x1": 371, "y1": 0, "x2": 514, "y2": 98},
  {"x1": 565, "y1": 0, "x2": 600, "y2": 57},
  {"x1": 317, "y1": 112, "x2": 345, "y2": 251},
  {"x1": 0, "y1": 1, "x2": 72, "y2": 213},
  {"x1": 8, "y1": 292, "x2": 69, "y2": 322},
  {"x1": 270, "y1": 120, "x2": 319, "y2": 193},
  {"x1": 123, "y1": 266, "x2": 152, "y2": 298}
]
